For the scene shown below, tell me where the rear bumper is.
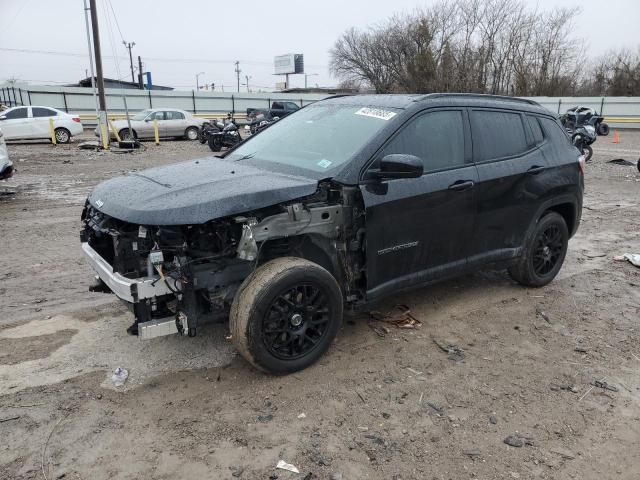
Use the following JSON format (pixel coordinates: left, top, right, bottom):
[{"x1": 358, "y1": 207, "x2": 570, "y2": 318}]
[{"x1": 81, "y1": 242, "x2": 175, "y2": 303}]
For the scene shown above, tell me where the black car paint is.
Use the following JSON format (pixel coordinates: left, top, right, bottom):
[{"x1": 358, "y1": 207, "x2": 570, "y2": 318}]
[
  {"x1": 88, "y1": 158, "x2": 318, "y2": 225},
  {"x1": 85, "y1": 93, "x2": 582, "y2": 305}
]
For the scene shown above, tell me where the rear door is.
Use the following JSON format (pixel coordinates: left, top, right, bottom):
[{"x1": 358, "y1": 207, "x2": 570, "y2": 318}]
[
  {"x1": 360, "y1": 109, "x2": 478, "y2": 298},
  {"x1": 31, "y1": 107, "x2": 58, "y2": 139},
  {"x1": 164, "y1": 110, "x2": 186, "y2": 136},
  {"x1": 469, "y1": 109, "x2": 551, "y2": 262},
  {"x1": 0, "y1": 107, "x2": 30, "y2": 139}
]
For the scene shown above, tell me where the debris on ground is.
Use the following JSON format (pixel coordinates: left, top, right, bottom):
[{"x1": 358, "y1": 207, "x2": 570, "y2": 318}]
[
  {"x1": 489, "y1": 415, "x2": 498, "y2": 424},
  {"x1": 297, "y1": 413, "x2": 306, "y2": 419},
  {"x1": 463, "y1": 448, "x2": 482, "y2": 457},
  {"x1": 613, "y1": 253, "x2": 640, "y2": 268},
  {"x1": 591, "y1": 380, "x2": 618, "y2": 392},
  {"x1": 0, "y1": 416, "x2": 21, "y2": 423},
  {"x1": 550, "y1": 447, "x2": 576, "y2": 460},
  {"x1": 607, "y1": 158, "x2": 635, "y2": 166},
  {"x1": 111, "y1": 367, "x2": 128, "y2": 387},
  {"x1": 276, "y1": 460, "x2": 300, "y2": 474},
  {"x1": 535, "y1": 307, "x2": 551, "y2": 323},
  {"x1": 432, "y1": 337, "x2": 465, "y2": 361},
  {"x1": 504, "y1": 435, "x2": 534, "y2": 447},
  {"x1": 367, "y1": 304, "x2": 422, "y2": 329},
  {"x1": 257, "y1": 414, "x2": 273, "y2": 423},
  {"x1": 368, "y1": 323, "x2": 390, "y2": 337}
]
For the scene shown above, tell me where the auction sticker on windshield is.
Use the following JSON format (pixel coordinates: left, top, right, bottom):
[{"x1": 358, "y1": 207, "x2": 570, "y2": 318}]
[{"x1": 355, "y1": 107, "x2": 397, "y2": 121}]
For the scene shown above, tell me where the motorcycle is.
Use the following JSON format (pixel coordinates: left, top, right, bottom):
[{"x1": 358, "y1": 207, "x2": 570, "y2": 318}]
[
  {"x1": 560, "y1": 106, "x2": 609, "y2": 162},
  {"x1": 247, "y1": 114, "x2": 280, "y2": 135},
  {"x1": 207, "y1": 114, "x2": 242, "y2": 152}
]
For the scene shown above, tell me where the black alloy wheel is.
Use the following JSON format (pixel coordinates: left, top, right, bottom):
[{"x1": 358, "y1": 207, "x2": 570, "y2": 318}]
[{"x1": 532, "y1": 224, "x2": 564, "y2": 277}]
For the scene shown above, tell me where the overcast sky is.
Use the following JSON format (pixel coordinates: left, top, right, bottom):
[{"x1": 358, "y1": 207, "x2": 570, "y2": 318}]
[{"x1": 0, "y1": 0, "x2": 638, "y2": 91}]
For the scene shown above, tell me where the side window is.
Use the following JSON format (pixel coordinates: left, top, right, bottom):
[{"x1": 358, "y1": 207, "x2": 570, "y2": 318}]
[
  {"x1": 285, "y1": 102, "x2": 299, "y2": 110},
  {"x1": 470, "y1": 110, "x2": 528, "y2": 161},
  {"x1": 526, "y1": 115, "x2": 544, "y2": 146},
  {"x1": 165, "y1": 111, "x2": 184, "y2": 120},
  {"x1": 272, "y1": 102, "x2": 284, "y2": 109},
  {"x1": 150, "y1": 111, "x2": 165, "y2": 120},
  {"x1": 381, "y1": 110, "x2": 465, "y2": 172},
  {"x1": 3, "y1": 107, "x2": 28, "y2": 119},
  {"x1": 32, "y1": 107, "x2": 57, "y2": 118},
  {"x1": 540, "y1": 118, "x2": 571, "y2": 145}
]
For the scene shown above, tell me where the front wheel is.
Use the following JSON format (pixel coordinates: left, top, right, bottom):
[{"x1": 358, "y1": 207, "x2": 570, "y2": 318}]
[
  {"x1": 597, "y1": 122, "x2": 609, "y2": 136},
  {"x1": 208, "y1": 134, "x2": 222, "y2": 152},
  {"x1": 230, "y1": 257, "x2": 343, "y2": 374},
  {"x1": 54, "y1": 128, "x2": 70, "y2": 144},
  {"x1": 119, "y1": 129, "x2": 136, "y2": 141},
  {"x1": 583, "y1": 145, "x2": 593, "y2": 162},
  {"x1": 508, "y1": 212, "x2": 569, "y2": 287},
  {"x1": 185, "y1": 126, "x2": 199, "y2": 141}
]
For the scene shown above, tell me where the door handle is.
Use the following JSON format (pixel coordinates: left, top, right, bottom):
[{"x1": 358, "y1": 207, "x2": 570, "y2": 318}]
[
  {"x1": 448, "y1": 180, "x2": 475, "y2": 191},
  {"x1": 527, "y1": 165, "x2": 546, "y2": 175}
]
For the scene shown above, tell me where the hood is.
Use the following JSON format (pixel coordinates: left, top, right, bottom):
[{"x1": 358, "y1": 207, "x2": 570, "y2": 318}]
[{"x1": 88, "y1": 157, "x2": 319, "y2": 225}]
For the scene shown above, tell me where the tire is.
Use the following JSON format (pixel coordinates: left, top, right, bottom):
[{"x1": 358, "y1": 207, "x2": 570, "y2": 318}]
[
  {"x1": 508, "y1": 212, "x2": 569, "y2": 288},
  {"x1": 208, "y1": 134, "x2": 222, "y2": 152},
  {"x1": 597, "y1": 122, "x2": 609, "y2": 136},
  {"x1": 230, "y1": 257, "x2": 343, "y2": 374},
  {"x1": 54, "y1": 128, "x2": 70, "y2": 144},
  {"x1": 583, "y1": 145, "x2": 593, "y2": 162},
  {"x1": 119, "y1": 129, "x2": 136, "y2": 141},
  {"x1": 185, "y1": 126, "x2": 199, "y2": 141}
]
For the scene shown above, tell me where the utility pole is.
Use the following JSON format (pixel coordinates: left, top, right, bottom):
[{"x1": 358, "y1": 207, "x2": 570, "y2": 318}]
[
  {"x1": 196, "y1": 72, "x2": 204, "y2": 91},
  {"x1": 82, "y1": 0, "x2": 100, "y2": 144},
  {"x1": 234, "y1": 61, "x2": 241, "y2": 93},
  {"x1": 244, "y1": 75, "x2": 251, "y2": 93},
  {"x1": 88, "y1": 0, "x2": 108, "y2": 148},
  {"x1": 123, "y1": 41, "x2": 136, "y2": 83},
  {"x1": 138, "y1": 56, "x2": 144, "y2": 89}
]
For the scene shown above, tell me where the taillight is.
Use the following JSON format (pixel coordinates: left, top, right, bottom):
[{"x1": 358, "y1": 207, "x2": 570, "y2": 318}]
[
  {"x1": 578, "y1": 154, "x2": 586, "y2": 174},
  {"x1": 72, "y1": 117, "x2": 81, "y2": 123}
]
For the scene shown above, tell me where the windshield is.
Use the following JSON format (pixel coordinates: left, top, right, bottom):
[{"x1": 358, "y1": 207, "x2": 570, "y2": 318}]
[
  {"x1": 226, "y1": 103, "x2": 400, "y2": 174},
  {"x1": 131, "y1": 109, "x2": 152, "y2": 121}
]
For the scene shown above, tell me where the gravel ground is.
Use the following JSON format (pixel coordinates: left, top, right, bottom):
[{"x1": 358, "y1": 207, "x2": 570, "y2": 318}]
[{"x1": 0, "y1": 131, "x2": 639, "y2": 480}]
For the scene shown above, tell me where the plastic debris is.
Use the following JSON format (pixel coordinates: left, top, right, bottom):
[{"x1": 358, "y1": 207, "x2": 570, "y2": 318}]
[
  {"x1": 111, "y1": 367, "x2": 128, "y2": 387},
  {"x1": 608, "y1": 158, "x2": 635, "y2": 166},
  {"x1": 297, "y1": 413, "x2": 307, "y2": 419},
  {"x1": 614, "y1": 253, "x2": 640, "y2": 268},
  {"x1": 432, "y1": 337, "x2": 465, "y2": 361},
  {"x1": 591, "y1": 380, "x2": 618, "y2": 392},
  {"x1": 367, "y1": 304, "x2": 422, "y2": 329},
  {"x1": 276, "y1": 460, "x2": 300, "y2": 474}
]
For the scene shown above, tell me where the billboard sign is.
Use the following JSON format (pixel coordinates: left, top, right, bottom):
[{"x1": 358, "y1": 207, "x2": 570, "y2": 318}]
[{"x1": 274, "y1": 54, "x2": 304, "y2": 75}]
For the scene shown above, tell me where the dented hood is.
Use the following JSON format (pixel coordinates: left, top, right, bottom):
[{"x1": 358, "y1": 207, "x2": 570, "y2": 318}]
[{"x1": 88, "y1": 157, "x2": 318, "y2": 225}]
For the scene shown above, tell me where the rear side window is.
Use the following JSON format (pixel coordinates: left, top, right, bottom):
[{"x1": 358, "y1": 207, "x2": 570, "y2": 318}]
[
  {"x1": 471, "y1": 110, "x2": 528, "y2": 161},
  {"x1": 3, "y1": 107, "x2": 28, "y2": 119},
  {"x1": 382, "y1": 110, "x2": 465, "y2": 172},
  {"x1": 165, "y1": 111, "x2": 184, "y2": 120},
  {"x1": 526, "y1": 115, "x2": 544, "y2": 145},
  {"x1": 32, "y1": 107, "x2": 57, "y2": 118},
  {"x1": 540, "y1": 118, "x2": 571, "y2": 145}
]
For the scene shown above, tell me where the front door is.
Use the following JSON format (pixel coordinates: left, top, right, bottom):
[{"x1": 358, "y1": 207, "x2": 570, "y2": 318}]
[
  {"x1": 360, "y1": 109, "x2": 478, "y2": 299},
  {"x1": 0, "y1": 107, "x2": 31, "y2": 139}
]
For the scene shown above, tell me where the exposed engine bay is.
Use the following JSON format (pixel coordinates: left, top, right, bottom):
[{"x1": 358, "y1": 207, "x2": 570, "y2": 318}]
[{"x1": 81, "y1": 182, "x2": 366, "y2": 339}]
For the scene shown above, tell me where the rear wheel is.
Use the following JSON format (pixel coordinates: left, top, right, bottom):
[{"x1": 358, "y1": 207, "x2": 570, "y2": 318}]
[
  {"x1": 185, "y1": 126, "x2": 199, "y2": 141},
  {"x1": 54, "y1": 128, "x2": 70, "y2": 144},
  {"x1": 583, "y1": 145, "x2": 593, "y2": 162},
  {"x1": 508, "y1": 212, "x2": 568, "y2": 287},
  {"x1": 230, "y1": 257, "x2": 343, "y2": 374},
  {"x1": 597, "y1": 122, "x2": 609, "y2": 136}
]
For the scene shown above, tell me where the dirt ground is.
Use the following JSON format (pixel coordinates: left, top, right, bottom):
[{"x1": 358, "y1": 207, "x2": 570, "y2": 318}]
[{"x1": 0, "y1": 131, "x2": 639, "y2": 480}]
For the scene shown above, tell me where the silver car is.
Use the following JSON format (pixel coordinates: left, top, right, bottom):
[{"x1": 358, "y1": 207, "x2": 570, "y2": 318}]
[
  {"x1": 0, "y1": 127, "x2": 14, "y2": 181},
  {"x1": 97, "y1": 108, "x2": 207, "y2": 141}
]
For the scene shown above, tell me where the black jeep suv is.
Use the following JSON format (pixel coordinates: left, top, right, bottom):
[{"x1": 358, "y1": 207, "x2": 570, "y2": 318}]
[{"x1": 81, "y1": 93, "x2": 583, "y2": 373}]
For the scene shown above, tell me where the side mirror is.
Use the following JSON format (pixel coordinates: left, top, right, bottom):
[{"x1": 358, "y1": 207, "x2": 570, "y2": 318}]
[
  {"x1": 0, "y1": 115, "x2": 6, "y2": 121},
  {"x1": 377, "y1": 154, "x2": 423, "y2": 179},
  {"x1": 144, "y1": 118, "x2": 151, "y2": 122}
]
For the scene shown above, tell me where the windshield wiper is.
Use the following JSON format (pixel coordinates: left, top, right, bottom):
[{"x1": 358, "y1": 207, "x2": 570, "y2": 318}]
[
  {"x1": 129, "y1": 172, "x2": 172, "y2": 188},
  {"x1": 234, "y1": 152, "x2": 256, "y2": 162}
]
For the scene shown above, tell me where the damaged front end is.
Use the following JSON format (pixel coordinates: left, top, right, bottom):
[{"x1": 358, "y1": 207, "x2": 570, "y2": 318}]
[{"x1": 80, "y1": 182, "x2": 366, "y2": 340}]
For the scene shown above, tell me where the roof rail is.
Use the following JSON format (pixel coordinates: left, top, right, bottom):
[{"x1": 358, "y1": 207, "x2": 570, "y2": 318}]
[{"x1": 421, "y1": 93, "x2": 541, "y2": 106}]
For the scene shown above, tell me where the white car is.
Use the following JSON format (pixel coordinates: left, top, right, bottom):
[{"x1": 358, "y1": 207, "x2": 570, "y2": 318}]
[
  {"x1": 0, "y1": 106, "x2": 84, "y2": 143},
  {"x1": 0, "y1": 127, "x2": 14, "y2": 180}
]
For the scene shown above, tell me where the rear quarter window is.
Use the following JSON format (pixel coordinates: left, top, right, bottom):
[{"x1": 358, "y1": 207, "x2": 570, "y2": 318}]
[
  {"x1": 470, "y1": 110, "x2": 528, "y2": 161},
  {"x1": 539, "y1": 117, "x2": 571, "y2": 145},
  {"x1": 526, "y1": 115, "x2": 544, "y2": 145}
]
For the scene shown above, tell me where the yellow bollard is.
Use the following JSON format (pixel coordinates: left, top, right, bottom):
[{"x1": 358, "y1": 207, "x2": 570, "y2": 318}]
[
  {"x1": 109, "y1": 119, "x2": 121, "y2": 142},
  {"x1": 100, "y1": 123, "x2": 109, "y2": 150},
  {"x1": 153, "y1": 119, "x2": 160, "y2": 145},
  {"x1": 49, "y1": 117, "x2": 57, "y2": 145}
]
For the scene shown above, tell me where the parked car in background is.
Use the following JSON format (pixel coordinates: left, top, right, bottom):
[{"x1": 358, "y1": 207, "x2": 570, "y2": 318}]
[
  {"x1": 81, "y1": 93, "x2": 583, "y2": 374},
  {"x1": 0, "y1": 106, "x2": 83, "y2": 143},
  {"x1": 100, "y1": 108, "x2": 207, "y2": 141},
  {"x1": 246, "y1": 101, "x2": 300, "y2": 122},
  {"x1": 0, "y1": 127, "x2": 14, "y2": 180}
]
